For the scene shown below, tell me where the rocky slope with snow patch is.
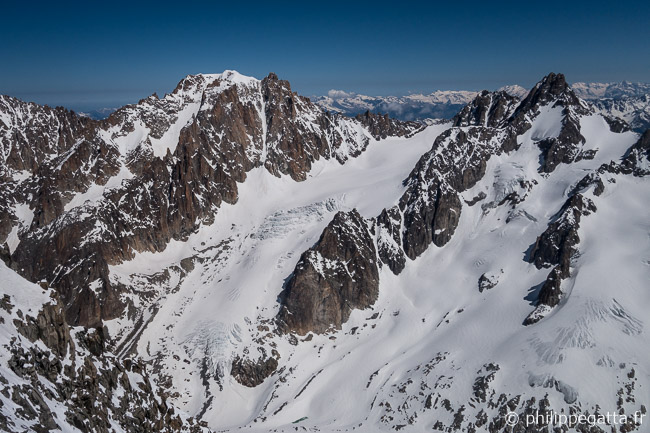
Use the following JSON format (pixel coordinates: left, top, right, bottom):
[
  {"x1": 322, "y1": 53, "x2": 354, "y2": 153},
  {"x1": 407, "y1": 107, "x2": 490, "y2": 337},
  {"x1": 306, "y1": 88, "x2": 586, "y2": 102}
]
[{"x1": 0, "y1": 262, "x2": 208, "y2": 432}]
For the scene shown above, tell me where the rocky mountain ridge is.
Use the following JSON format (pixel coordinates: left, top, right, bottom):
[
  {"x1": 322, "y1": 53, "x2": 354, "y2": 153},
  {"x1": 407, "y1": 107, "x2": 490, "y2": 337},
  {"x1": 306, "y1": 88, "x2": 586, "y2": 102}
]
[{"x1": 314, "y1": 81, "x2": 650, "y2": 134}]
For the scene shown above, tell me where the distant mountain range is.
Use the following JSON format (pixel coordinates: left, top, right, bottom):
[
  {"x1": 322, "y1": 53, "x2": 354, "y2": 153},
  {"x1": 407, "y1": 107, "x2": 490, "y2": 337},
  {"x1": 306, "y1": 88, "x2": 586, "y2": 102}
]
[
  {"x1": 571, "y1": 81, "x2": 650, "y2": 99},
  {"x1": 311, "y1": 81, "x2": 650, "y2": 132}
]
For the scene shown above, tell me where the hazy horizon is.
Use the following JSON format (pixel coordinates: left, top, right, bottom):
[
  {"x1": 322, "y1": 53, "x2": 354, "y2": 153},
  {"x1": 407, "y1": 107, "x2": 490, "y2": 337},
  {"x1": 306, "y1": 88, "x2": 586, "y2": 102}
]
[{"x1": 1, "y1": 0, "x2": 648, "y2": 112}]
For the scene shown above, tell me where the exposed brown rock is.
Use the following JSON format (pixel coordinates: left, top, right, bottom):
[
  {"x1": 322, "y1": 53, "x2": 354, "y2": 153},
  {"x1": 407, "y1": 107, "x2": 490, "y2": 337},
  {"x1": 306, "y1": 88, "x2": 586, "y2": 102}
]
[
  {"x1": 376, "y1": 206, "x2": 406, "y2": 274},
  {"x1": 13, "y1": 296, "x2": 73, "y2": 358},
  {"x1": 354, "y1": 110, "x2": 424, "y2": 139},
  {"x1": 277, "y1": 209, "x2": 379, "y2": 335},
  {"x1": 399, "y1": 127, "x2": 518, "y2": 260},
  {"x1": 231, "y1": 355, "x2": 279, "y2": 388}
]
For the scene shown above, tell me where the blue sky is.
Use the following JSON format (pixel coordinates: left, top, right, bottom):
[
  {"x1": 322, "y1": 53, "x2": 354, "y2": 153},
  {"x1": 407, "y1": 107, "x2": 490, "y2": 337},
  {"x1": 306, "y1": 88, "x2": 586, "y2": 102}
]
[{"x1": 1, "y1": 0, "x2": 648, "y2": 111}]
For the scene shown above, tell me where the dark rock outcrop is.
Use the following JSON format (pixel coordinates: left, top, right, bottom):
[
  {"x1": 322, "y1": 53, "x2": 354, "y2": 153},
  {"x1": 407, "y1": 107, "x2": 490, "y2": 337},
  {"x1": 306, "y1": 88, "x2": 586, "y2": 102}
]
[
  {"x1": 621, "y1": 129, "x2": 650, "y2": 176},
  {"x1": 398, "y1": 73, "x2": 593, "y2": 262},
  {"x1": 276, "y1": 73, "x2": 610, "y2": 336},
  {"x1": 277, "y1": 210, "x2": 379, "y2": 335},
  {"x1": 536, "y1": 115, "x2": 590, "y2": 174},
  {"x1": 525, "y1": 193, "x2": 596, "y2": 324},
  {"x1": 529, "y1": 194, "x2": 596, "y2": 273},
  {"x1": 13, "y1": 295, "x2": 73, "y2": 358},
  {"x1": 478, "y1": 272, "x2": 500, "y2": 293},
  {"x1": 354, "y1": 111, "x2": 424, "y2": 140},
  {"x1": 452, "y1": 90, "x2": 519, "y2": 128},
  {"x1": 231, "y1": 354, "x2": 279, "y2": 388},
  {"x1": 512, "y1": 73, "x2": 588, "y2": 121},
  {"x1": 1, "y1": 282, "x2": 200, "y2": 433},
  {"x1": 524, "y1": 130, "x2": 648, "y2": 325},
  {"x1": 276, "y1": 73, "x2": 627, "y2": 335},
  {"x1": 376, "y1": 206, "x2": 406, "y2": 274},
  {"x1": 399, "y1": 127, "x2": 518, "y2": 259},
  {"x1": 513, "y1": 73, "x2": 593, "y2": 173}
]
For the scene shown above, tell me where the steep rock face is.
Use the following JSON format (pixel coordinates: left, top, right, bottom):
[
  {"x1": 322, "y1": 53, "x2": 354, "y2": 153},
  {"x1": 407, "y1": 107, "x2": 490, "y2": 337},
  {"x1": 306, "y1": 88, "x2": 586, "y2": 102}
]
[
  {"x1": 525, "y1": 129, "x2": 649, "y2": 325},
  {"x1": 529, "y1": 193, "x2": 596, "y2": 273},
  {"x1": 261, "y1": 75, "x2": 421, "y2": 180},
  {"x1": 0, "y1": 96, "x2": 121, "y2": 247},
  {"x1": 525, "y1": 190, "x2": 597, "y2": 325},
  {"x1": 399, "y1": 127, "x2": 518, "y2": 259},
  {"x1": 0, "y1": 96, "x2": 100, "y2": 174},
  {"x1": 452, "y1": 90, "x2": 519, "y2": 127},
  {"x1": 2, "y1": 72, "x2": 418, "y2": 327},
  {"x1": 536, "y1": 115, "x2": 591, "y2": 173},
  {"x1": 13, "y1": 295, "x2": 73, "y2": 359},
  {"x1": 354, "y1": 111, "x2": 424, "y2": 140},
  {"x1": 398, "y1": 73, "x2": 593, "y2": 261},
  {"x1": 277, "y1": 210, "x2": 379, "y2": 335},
  {"x1": 621, "y1": 129, "x2": 650, "y2": 175},
  {"x1": 13, "y1": 204, "x2": 128, "y2": 326},
  {"x1": 376, "y1": 206, "x2": 406, "y2": 274},
  {"x1": 261, "y1": 73, "x2": 329, "y2": 180},
  {"x1": 511, "y1": 73, "x2": 594, "y2": 173},
  {"x1": 513, "y1": 73, "x2": 587, "y2": 118},
  {"x1": 3, "y1": 71, "x2": 647, "y2": 432}
]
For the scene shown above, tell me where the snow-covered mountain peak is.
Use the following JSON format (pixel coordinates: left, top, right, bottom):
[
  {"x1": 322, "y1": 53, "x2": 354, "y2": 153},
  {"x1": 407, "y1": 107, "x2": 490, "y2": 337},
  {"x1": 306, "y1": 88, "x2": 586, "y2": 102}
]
[
  {"x1": 517, "y1": 72, "x2": 587, "y2": 113},
  {"x1": 196, "y1": 69, "x2": 258, "y2": 85},
  {"x1": 572, "y1": 80, "x2": 650, "y2": 99},
  {"x1": 497, "y1": 84, "x2": 528, "y2": 99},
  {"x1": 172, "y1": 70, "x2": 260, "y2": 93}
]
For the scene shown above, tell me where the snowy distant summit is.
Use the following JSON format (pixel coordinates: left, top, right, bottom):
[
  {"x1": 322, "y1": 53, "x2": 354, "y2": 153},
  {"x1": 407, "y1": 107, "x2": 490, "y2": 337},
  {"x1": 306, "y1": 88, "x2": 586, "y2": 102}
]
[
  {"x1": 572, "y1": 81, "x2": 650, "y2": 99},
  {"x1": 313, "y1": 80, "x2": 650, "y2": 130},
  {"x1": 314, "y1": 89, "x2": 488, "y2": 121},
  {"x1": 496, "y1": 84, "x2": 528, "y2": 99},
  {"x1": 570, "y1": 82, "x2": 650, "y2": 132},
  {"x1": 313, "y1": 85, "x2": 529, "y2": 122},
  {"x1": 1, "y1": 71, "x2": 649, "y2": 433}
]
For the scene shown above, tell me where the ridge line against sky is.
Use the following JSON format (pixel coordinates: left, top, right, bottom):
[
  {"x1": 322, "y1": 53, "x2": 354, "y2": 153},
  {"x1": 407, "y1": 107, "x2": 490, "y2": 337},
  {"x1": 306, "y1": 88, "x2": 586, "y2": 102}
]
[{"x1": 1, "y1": 0, "x2": 648, "y2": 112}]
